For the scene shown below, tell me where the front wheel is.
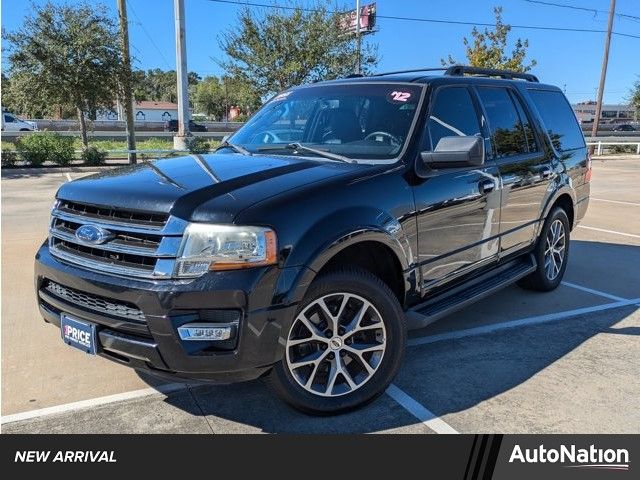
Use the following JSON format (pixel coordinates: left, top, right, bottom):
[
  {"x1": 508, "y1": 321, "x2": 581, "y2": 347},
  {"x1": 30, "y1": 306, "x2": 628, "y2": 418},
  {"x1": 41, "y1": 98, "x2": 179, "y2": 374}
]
[
  {"x1": 266, "y1": 268, "x2": 406, "y2": 415},
  {"x1": 518, "y1": 207, "x2": 570, "y2": 291}
]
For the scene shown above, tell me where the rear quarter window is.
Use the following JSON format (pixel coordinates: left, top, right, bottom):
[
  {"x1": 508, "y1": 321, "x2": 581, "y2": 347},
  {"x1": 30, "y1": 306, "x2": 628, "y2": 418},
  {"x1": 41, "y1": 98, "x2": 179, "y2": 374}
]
[{"x1": 528, "y1": 89, "x2": 585, "y2": 152}]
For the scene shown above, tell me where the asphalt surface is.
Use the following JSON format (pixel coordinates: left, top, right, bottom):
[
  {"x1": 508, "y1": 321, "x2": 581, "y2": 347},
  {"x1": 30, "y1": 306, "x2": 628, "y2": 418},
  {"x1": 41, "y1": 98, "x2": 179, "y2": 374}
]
[{"x1": 1, "y1": 155, "x2": 639, "y2": 433}]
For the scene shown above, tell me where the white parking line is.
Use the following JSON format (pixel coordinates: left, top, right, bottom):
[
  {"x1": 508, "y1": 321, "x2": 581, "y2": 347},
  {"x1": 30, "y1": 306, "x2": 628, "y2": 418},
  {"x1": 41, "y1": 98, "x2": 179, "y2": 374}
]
[
  {"x1": 1, "y1": 383, "x2": 186, "y2": 425},
  {"x1": 561, "y1": 281, "x2": 628, "y2": 302},
  {"x1": 65, "y1": 172, "x2": 73, "y2": 182},
  {"x1": 591, "y1": 198, "x2": 640, "y2": 207},
  {"x1": 386, "y1": 384, "x2": 459, "y2": 434},
  {"x1": 578, "y1": 225, "x2": 640, "y2": 239},
  {"x1": 407, "y1": 297, "x2": 640, "y2": 347}
]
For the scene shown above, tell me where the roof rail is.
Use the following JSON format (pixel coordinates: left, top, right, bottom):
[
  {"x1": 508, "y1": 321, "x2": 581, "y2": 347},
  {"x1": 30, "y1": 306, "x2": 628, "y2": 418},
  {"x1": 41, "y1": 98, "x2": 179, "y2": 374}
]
[
  {"x1": 444, "y1": 65, "x2": 539, "y2": 82},
  {"x1": 371, "y1": 67, "x2": 447, "y2": 77}
]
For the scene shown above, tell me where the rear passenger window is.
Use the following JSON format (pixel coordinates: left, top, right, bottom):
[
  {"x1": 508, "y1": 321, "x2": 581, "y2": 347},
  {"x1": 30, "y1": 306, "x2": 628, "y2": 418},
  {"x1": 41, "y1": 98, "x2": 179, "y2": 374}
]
[
  {"x1": 426, "y1": 87, "x2": 481, "y2": 150},
  {"x1": 528, "y1": 90, "x2": 586, "y2": 151},
  {"x1": 477, "y1": 87, "x2": 530, "y2": 158}
]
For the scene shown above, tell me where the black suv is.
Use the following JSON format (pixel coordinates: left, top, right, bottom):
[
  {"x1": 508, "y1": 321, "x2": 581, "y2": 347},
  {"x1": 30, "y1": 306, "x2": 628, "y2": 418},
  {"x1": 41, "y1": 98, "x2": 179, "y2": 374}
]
[
  {"x1": 164, "y1": 119, "x2": 208, "y2": 132},
  {"x1": 35, "y1": 66, "x2": 590, "y2": 414}
]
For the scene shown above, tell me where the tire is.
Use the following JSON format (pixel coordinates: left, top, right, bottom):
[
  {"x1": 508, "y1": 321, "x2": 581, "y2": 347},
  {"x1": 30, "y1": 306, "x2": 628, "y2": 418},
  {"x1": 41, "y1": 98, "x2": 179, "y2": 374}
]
[
  {"x1": 266, "y1": 267, "x2": 406, "y2": 415},
  {"x1": 518, "y1": 206, "x2": 570, "y2": 292}
]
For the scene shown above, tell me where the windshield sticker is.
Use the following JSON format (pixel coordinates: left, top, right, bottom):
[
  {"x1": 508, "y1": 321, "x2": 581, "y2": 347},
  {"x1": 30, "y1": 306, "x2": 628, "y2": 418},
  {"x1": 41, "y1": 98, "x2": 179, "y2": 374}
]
[
  {"x1": 272, "y1": 91, "x2": 292, "y2": 102},
  {"x1": 387, "y1": 91, "x2": 412, "y2": 103}
]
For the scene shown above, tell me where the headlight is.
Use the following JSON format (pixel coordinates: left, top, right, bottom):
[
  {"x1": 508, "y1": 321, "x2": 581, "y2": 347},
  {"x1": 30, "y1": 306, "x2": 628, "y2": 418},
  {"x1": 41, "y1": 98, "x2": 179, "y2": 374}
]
[{"x1": 174, "y1": 224, "x2": 277, "y2": 277}]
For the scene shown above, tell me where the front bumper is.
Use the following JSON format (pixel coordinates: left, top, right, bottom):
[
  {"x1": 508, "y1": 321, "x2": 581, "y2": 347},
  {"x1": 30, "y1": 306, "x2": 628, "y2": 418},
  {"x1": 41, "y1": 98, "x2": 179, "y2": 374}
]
[{"x1": 35, "y1": 243, "x2": 306, "y2": 383}]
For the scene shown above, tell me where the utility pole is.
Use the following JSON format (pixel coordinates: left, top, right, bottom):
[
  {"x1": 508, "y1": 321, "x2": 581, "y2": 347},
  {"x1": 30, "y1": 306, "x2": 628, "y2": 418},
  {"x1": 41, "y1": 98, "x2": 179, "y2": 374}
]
[
  {"x1": 355, "y1": 0, "x2": 361, "y2": 75},
  {"x1": 116, "y1": 0, "x2": 137, "y2": 164},
  {"x1": 590, "y1": 0, "x2": 616, "y2": 153},
  {"x1": 173, "y1": 0, "x2": 191, "y2": 150}
]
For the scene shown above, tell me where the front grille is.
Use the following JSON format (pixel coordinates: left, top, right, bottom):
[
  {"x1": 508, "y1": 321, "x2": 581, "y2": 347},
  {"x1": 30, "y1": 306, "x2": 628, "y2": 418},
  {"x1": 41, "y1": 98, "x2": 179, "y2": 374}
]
[
  {"x1": 49, "y1": 200, "x2": 186, "y2": 278},
  {"x1": 43, "y1": 281, "x2": 145, "y2": 322},
  {"x1": 58, "y1": 200, "x2": 169, "y2": 228}
]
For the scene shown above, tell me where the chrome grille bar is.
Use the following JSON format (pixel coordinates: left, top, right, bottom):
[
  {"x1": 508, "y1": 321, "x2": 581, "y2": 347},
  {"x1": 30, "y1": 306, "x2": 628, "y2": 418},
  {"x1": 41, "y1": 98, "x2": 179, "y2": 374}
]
[{"x1": 48, "y1": 202, "x2": 186, "y2": 279}]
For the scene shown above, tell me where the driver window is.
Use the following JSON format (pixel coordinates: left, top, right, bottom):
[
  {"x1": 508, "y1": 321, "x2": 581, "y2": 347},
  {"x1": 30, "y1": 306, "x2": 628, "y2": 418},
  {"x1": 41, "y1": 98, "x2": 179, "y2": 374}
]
[
  {"x1": 425, "y1": 87, "x2": 481, "y2": 151},
  {"x1": 4, "y1": 114, "x2": 15, "y2": 123}
]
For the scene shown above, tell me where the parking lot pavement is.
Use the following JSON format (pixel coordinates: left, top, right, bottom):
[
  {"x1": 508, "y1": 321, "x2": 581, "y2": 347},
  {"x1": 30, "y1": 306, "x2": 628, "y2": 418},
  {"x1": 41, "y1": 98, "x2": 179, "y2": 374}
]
[{"x1": 1, "y1": 156, "x2": 639, "y2": 433}]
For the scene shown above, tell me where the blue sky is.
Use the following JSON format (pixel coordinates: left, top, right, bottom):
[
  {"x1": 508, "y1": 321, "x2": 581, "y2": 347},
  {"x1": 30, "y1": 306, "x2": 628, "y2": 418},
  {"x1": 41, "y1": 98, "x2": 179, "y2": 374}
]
[{"x1": 2, "y1": 0, "x2": 639, "y2": 104}]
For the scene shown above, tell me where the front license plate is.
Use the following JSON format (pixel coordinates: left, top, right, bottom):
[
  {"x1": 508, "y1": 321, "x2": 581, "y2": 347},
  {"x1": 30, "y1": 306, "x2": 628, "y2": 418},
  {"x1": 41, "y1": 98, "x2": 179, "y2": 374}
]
[{"x1": 60, "y1": 314, "x2": 97, "y2": 355}]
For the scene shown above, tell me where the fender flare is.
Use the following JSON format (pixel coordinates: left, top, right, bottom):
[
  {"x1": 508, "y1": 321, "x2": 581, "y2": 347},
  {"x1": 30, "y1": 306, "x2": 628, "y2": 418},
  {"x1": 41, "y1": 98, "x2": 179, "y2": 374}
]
[{"x1": 284, "y1": 226, "x2": 415, "y2": 306}]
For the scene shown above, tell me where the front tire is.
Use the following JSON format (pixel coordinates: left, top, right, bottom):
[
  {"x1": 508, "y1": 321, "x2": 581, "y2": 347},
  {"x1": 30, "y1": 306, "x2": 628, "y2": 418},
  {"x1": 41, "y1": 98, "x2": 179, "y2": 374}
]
[
  {"x1": 518, "y1": 207, "x2": 570, "y2": 291},
  {"x1": 266, "y1": 268, "x2": 406, "y2": 415}
]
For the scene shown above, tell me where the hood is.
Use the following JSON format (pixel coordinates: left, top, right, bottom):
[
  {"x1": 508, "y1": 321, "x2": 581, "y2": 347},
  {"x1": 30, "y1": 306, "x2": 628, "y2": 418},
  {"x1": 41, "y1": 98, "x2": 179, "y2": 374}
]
[{"x1": 56, "y1": 153, "x2": 357, "y2": 223}]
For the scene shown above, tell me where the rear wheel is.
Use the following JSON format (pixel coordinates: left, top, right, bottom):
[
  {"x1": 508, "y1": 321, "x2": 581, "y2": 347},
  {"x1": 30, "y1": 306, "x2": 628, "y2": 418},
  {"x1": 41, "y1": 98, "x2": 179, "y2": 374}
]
[
  {"x1": 266, "y1": 268, "x2": 406, "y2": 415},
  {"x1": 518, "y1": 207, "x2": 570, "y2": 291}
]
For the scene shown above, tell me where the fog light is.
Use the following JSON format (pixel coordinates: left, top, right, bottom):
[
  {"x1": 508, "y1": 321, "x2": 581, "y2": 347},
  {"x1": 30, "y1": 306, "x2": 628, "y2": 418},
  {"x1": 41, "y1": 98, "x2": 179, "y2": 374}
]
[{"x1": 178, "y1": 323, "x2": 236, "y2": 341}]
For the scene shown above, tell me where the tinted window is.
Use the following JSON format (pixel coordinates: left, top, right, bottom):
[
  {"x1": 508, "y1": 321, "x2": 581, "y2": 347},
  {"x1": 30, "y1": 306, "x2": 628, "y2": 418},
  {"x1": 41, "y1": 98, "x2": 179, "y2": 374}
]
[
  {"x1": 4, "y1": 114, "x2": 15, "y2": 123},
  {"x1": 477, "y1": 87, "x2": 528, "y2": 158},
  {"x1": 528, "y1": 90, "x2": 585, "y2": 151},
  {"x1": 426, "y1": 87, "x2": 481, "y2": 150},
  {"x1": 511, "y1": 92, "x2": 538, "y2": 153}
]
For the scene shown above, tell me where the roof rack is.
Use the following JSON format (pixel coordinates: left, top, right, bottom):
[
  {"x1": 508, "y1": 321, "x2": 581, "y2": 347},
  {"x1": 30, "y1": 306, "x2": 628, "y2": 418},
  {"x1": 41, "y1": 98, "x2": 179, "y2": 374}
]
[
  {"x1": 444, "y1": 65, "x2": 539, "y2": 82},
  {"x1": 371, "y1": 67, "x2": 447, "y2": 77}
]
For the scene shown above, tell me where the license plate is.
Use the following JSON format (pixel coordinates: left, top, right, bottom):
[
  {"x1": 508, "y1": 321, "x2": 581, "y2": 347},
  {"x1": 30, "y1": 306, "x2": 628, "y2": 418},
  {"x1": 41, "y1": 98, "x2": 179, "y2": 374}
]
[{"x1": 60, "y1": 314, "x2": 97, "y2": 355}]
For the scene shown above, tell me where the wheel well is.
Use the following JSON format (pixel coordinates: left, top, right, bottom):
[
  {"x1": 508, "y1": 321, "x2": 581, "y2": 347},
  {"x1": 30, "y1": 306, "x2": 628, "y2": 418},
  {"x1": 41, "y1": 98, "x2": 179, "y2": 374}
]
[
  {"x1": 316, "y1": 241, "x2": 405, "y2": 305},
  {"x1": 552, "y1": 194, "x2": 574, "y2": 229}
]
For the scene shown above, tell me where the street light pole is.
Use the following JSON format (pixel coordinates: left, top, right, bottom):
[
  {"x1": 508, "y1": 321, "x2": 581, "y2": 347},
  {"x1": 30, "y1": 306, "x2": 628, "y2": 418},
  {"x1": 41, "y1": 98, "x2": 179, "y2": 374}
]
[
  {"x1": 590, "y1": 0, "x2": 616, "y2": 152},
  {"x1": 355, "y1": 0, "x2": 361, "y2": 75},
  {"x1": 174, "y1": 0, "x2": 191, "y2": 150},
  {"x1": 116, "y1": 0, "x2": 137, "y2": 164}
]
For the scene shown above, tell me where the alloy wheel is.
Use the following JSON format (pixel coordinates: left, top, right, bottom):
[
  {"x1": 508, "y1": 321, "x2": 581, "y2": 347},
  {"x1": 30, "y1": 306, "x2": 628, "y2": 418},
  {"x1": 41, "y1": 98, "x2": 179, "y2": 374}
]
[
  {"x1": 544, "y1": 219, "x2": 566, "y2": 280},
  {"x1": 285, "y1": 293, "x2": 387, "y2": 397}
]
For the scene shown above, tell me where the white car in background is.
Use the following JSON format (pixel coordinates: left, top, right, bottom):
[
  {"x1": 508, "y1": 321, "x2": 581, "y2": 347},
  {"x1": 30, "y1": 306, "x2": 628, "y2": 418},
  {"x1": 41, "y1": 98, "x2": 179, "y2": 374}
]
[{"x1": 1, "y1": 112, "x2": 38, "y2": 131}]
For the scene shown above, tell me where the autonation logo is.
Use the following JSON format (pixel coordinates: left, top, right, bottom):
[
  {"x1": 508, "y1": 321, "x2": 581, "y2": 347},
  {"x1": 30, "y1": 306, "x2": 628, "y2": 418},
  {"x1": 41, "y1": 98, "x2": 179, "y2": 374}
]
[{"x1": 509, "y1": 444, "x2": 630, "y2": 471}]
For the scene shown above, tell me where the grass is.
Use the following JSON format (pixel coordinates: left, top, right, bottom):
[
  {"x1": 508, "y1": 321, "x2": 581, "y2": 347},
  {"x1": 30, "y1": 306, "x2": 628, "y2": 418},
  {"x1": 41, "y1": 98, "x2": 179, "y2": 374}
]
[{"x1": 2, "y1": 137, "x2": 220, "y2": 164}]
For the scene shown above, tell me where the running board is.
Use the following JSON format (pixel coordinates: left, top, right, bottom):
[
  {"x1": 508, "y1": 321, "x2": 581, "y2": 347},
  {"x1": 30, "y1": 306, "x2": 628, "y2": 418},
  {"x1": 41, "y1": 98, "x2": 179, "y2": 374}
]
[{"x1": 405, "y1": 254, "x2": 537, "y2": 330}]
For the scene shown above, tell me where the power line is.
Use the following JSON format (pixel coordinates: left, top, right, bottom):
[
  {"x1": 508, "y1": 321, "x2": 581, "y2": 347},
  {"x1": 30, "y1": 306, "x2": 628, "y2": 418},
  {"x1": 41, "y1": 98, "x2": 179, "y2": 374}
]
[
  {"x1": 127, "y1": 0, "x2": 173, "y2": 69},
  {"x1": 524, "y1": 0, "x2": 640, "y2": 23},
  {"x1": 205, "y1": 0, "x2": 640, "y2": 39}
]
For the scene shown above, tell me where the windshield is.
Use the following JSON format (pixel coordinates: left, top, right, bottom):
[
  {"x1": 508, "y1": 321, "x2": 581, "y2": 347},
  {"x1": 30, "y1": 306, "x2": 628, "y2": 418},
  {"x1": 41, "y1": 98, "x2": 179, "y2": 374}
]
[{"x1": 229, "y1": 83, "x2": 424, "y2": 162}]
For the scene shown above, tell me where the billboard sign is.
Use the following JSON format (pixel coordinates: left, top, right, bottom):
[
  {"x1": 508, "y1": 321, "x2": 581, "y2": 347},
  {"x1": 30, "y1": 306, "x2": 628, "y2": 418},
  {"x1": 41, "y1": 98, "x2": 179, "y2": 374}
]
[{"x1": 337, "y1": 2, "x2": 377, "y2": 35}]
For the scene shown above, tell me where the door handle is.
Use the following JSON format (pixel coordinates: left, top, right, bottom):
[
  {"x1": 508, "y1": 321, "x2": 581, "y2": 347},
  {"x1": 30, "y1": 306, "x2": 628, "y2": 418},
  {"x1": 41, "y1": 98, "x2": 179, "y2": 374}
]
[
  {"x1": 479, "y1": 179, "x2": 496, "y2": 194},
  {"x1": 541, "y1": 167, "x2": 553, "y2": 178}
]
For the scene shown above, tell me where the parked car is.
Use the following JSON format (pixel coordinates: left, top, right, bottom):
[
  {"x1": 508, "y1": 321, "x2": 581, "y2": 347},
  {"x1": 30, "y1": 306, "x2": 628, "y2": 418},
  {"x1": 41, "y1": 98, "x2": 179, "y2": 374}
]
[
  {"x1": 612, "y1": 124, "x2": 636, "y2": 132},
  {"x1": 35, "y1": 66, "x2": 590, "y2": 414},
  {"x1": 163, "y1": 119, "x2": 207, "y2": 132},
  {"x1": 1, "y1": 111, "x2": 38, "y2": 131}
]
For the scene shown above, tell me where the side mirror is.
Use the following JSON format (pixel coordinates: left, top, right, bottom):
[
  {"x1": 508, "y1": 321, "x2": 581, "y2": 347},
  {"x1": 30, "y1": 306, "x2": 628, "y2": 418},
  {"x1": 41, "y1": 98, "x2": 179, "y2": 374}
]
[{"x1": 420, "y1": 136, "x2": 485, "y2": 169}]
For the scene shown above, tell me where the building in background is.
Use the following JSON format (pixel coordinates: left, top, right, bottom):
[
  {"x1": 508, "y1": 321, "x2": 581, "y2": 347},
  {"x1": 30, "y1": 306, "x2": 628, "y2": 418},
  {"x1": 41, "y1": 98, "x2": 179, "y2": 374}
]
[
  {"x1": 572, "y1": 101, "x2": 636, "y2": 124},
  {"x1": 97, "y1": 101, "x2": 179, "y2": 122}
]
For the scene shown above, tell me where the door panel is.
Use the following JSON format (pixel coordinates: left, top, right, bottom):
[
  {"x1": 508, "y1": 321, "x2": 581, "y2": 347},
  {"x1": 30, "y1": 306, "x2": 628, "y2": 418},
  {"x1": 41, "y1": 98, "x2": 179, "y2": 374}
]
[
  {"x1": 414, "y1": 85, "x2": 500, "y2": 291},
  {"x1": 414, "y1": 166, "x2": 501, "y2": 288},
  {"x1": 475, "y1": 86, "x2": 553, "y2": 254}
]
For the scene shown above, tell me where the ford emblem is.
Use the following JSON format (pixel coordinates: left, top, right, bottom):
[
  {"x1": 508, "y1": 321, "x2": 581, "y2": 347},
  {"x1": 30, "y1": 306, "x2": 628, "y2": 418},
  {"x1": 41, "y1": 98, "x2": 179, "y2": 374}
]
[{"x1": 75, "y1": 224, "x2": 115, "y2": 245}]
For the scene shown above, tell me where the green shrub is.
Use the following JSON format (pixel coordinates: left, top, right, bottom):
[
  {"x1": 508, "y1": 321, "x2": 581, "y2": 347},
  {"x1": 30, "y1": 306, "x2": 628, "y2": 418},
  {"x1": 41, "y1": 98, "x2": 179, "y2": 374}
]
[
  {"x1": 609, "y1": 144, "x2": 636, "y2": 154},
  {"x1": 1, "y1": 149, "x2": 19, "y2": 167},
  {"x1": 17, "y1": 132, "x2": 75, "y2": 166},
  {"x1": 81, "y1": 146, "x2": 107, "y2": 166},
  {"x1": 187, "y1": 136, "x2": 211, "y2": 154}
]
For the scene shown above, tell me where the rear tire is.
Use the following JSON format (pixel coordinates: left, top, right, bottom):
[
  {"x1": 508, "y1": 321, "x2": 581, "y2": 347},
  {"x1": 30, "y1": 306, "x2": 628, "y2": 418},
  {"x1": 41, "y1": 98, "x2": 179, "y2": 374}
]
[
  {"x1": 266, "y1": 267, "x2": 406, "y2": 415},
  {"x1": 518, "y1": 207, "x2": 570, "y2": 292}
]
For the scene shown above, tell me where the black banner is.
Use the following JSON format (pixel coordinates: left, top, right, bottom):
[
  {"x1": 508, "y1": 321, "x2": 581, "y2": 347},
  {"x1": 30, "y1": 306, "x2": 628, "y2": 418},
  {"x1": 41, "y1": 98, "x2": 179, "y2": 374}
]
[{"x1": 0, "y1": 434, "x2": 637, "y2": 478}]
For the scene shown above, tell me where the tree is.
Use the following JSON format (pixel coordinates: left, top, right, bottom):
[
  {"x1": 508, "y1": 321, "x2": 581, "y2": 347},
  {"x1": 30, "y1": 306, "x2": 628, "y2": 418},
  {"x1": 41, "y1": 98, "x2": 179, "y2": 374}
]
[
  {"x1": 442, "y1": 7, "x2": 536, "y2": 73},
  {"x1": 219, "y1": 1, "x2": 378, "y2": 98},
  {"x1": 3, "y1": 2, "x2": 123, "y2": 149},
  {"x1": 193, "y1": 75, "x2": 261, "y2": 119},
  {"x1": 132, "y1": 69, "x2": 201, "y2": 104},
  {"x1": 629, "y1": 78, "x2": 640, "y2": 121}
]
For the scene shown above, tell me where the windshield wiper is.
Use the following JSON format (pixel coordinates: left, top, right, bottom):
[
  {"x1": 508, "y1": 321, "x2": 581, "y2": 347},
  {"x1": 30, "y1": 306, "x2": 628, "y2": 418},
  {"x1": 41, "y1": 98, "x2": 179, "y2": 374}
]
[
  {"x1": 215, "y1": 140, "x2": 252, "y2": 156},
  {"x1": 257, "y1": 143, "x2": 354, "y2": 163}
]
